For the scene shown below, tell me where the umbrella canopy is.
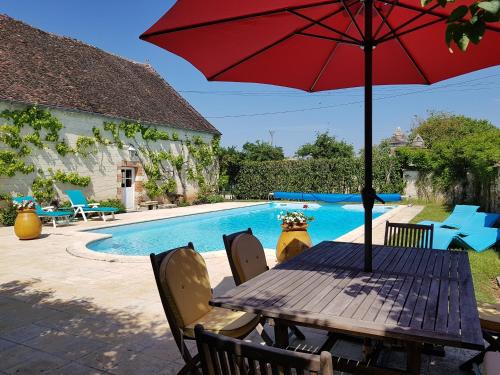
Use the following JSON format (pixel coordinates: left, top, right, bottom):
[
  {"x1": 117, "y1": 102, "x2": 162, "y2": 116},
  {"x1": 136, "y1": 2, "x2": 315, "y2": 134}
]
[{"x1": 140, "y1": 0, "x2": 500, "y2": 271}]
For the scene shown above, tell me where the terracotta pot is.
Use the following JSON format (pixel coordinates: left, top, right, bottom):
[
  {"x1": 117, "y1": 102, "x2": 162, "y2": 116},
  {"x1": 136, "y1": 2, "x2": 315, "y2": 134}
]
[
  {"x1": 14, "y1": 209, "x2": 42, "y2": 240},
  {"x1": 276, "y1": 223, "x2": 312, "y2": 263}
]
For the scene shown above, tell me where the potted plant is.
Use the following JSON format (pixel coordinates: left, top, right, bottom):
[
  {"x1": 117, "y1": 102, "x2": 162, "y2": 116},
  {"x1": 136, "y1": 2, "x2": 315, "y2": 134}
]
[
  {"x1": 13, "y1": 199, "x2": 42, "y2": 240},
  {"x1": 276, "y1": 208, "x2": 314, "y2": 263}
]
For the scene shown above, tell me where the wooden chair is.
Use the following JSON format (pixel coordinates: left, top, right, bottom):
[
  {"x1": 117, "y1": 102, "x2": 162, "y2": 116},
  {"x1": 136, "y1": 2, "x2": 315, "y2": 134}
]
[
  {"x1": 150, "y1": 243, "x2": 261, "y2": 374},
  {"x1": 223, "y1": 229, "x2": 305, "y2": 342},
  {"x1": 194, "y1": 325, "x2": 334, "y2": 375},
  {"x1": 384, "y1": 221, "x2": 434, "y2": 249},
  {"x1": 460, "y1": 303, "x2": 500, "y2": 371}
]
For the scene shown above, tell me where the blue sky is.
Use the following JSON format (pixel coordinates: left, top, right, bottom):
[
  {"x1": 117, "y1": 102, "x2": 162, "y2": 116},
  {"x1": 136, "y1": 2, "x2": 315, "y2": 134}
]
[{"x1": 3, "y1": 0, "x2": 499, "y2": 155}]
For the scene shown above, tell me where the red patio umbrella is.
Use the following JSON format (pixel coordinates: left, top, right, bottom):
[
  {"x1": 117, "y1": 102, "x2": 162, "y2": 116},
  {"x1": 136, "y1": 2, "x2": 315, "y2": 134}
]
[{"x1": 140, "y1": 0, "x2": 500, "y2": 271}]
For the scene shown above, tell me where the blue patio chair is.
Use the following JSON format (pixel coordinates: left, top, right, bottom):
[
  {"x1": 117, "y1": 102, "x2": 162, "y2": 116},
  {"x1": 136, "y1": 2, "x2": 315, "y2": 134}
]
[
  {"x1": 455, "y1": 212, "x2": 500, "y2": 252},
  {"x1": 12, "y1": 196, "x2": 72, "y2": 227},
  {"x1": 418, "y1": 204, "x2": 480, "y2": 230},
  {"x1": 65, "y1": 190, "x2": 117, "y2": 222}
]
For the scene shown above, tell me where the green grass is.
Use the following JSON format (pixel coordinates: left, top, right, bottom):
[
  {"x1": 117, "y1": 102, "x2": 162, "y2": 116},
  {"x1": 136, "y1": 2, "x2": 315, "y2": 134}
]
[{"x1": 408, "y1": 200, "x2": 499, "y2": 303}]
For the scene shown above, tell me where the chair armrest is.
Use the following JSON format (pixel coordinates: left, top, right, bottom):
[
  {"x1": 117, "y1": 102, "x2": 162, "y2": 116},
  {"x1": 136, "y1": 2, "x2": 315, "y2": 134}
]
[
  {"x1": 42, "y1": 206, "x2": 55, "y2": 212},
  {"x1": 88, "y1": 203, "x2": 100, "y2": 207}
]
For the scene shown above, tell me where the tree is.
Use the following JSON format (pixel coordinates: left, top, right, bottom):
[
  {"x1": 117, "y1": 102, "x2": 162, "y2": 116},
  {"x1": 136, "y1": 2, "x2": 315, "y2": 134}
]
[
  {"x1": 397, "y1": 112, "x2": 499, "y2": 204},
  {"x1": 241, "y1": 140, "x2": 284, "y2": 162},
  {"x1": 408, "y1": 111, "x2": 495, "y2": 148},
  {"x1": 423, "y1": 0, "x2": 500, "y2": 52},
  {"x1": 218, "y1": 146, "x2": 244, "y2": 190},
  {"x1": 296, "y1": 132, "x2": 354, "y2": 159}
]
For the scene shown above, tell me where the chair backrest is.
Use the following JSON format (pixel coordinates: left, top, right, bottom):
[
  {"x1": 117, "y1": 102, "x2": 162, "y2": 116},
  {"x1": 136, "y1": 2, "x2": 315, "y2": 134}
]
[
  {"x1": 443, "y1": 204, "x2": 480, "y2": 228},
  {"x1": 195, "y1": 325, "x2": 334, "y2": 375},
  {"x1": 65, "y1": 190, "x2": 88, "y2": 207},
  {"x1": 150, "y1": 243, "x2": 213, "y2": 335},
  {"x1": 223, "y1": 229, "x2": 268, "y2": 286},
  {"x1": 384, "y1": 221, "x2": 434, "y2": 249}
]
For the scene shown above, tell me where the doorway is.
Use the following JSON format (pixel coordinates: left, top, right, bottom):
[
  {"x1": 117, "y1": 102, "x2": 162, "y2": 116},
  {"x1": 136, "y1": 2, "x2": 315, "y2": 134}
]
[{"x1": 121, "y1": 168, "x2": 135, "y2": 211}]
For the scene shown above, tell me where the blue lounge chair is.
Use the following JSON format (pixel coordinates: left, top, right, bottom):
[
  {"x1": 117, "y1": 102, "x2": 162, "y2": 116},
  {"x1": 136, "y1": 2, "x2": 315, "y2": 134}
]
[
  {"x1": 12, "y1": 196, "x2": 72, "y2": 227},
  {"x1": 419, "y1": 204, "x2": 480, "y2": 229},
  {"x1": 65, "y1": 190, "x2": 117, "y2": 222},
  {"x1": 421, "y1": 210, "x2": 499, "y2": 251},
  {"x1": 455, "y1": 212, "x2": 500, "y2": 252}
]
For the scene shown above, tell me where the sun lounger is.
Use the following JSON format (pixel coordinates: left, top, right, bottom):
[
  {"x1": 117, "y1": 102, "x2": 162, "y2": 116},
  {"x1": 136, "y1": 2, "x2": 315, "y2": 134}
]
[
  {"x1": 12, "y1": 196, "x2": 72, "y2": 227},
  {"x1": 65, "y1": 190, "x2": 117, "y2": 222},
  {"x1": 454, "y1": 212, "x2": 500, "y2": 252},
  {"x1": 420, "y1": 210, "x2": 499, "y2": 251},
  {"x1": 418, "y1": 204, "x2": 480, "y2": 230}
]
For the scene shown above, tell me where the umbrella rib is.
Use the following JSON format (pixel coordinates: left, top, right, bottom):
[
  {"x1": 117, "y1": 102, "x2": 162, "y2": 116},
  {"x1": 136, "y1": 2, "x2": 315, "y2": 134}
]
[
  {"x1": 298, "y1": 32, "x2": 361, "y2": 45},
  {"x1": 207, "y1": 7, "x2": 347, "y2": 81},
  {"x1": 341, "y1": 0, "x2": 365, "y2": 41},
  {"x1": 287, "y1": 9, "x2": 361, "y2": 44},
  {"x1": 373, "y1": 0, "x2": 399, "y2": 40},
  {"x1": 309, "y1": 4, "x2": 365, "y2": 92},
  {"x1": 377, "y1": 17, "x2": 444, "y2": 44},
  {"x1": 140, "y1": 0, "x2": 341, "y2": 39},
  {"x1": 373, "y1": 5, "x2": 431, "y2": 85},
  {"x1": 375, "y1": 2, "x2": 440, "y2": 42}
]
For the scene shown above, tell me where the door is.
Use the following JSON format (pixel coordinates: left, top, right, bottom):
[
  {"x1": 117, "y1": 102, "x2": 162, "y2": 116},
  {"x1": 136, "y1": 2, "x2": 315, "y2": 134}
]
[{"x1": 121, "y1": 168, "x2": 135, "y2": 211}]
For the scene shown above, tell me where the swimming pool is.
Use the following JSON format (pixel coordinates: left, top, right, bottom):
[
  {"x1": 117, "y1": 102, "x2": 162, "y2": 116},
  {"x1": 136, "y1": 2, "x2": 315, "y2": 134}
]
[{"x1": 86, "y1": 203, "x2": 394, "y2": 256}]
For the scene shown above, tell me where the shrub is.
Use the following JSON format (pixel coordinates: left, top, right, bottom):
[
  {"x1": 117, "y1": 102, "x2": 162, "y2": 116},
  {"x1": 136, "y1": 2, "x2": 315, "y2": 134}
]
[
  {"x1": 95, "y1": 199, "x2": 126, "y2": 213},
  {"x1": 233, "y1": 157, "x2": 403, "y2": 200},
  {"x1": 0, "y1": 203, "x2": 17, "y2": 226},
  {"x1": 194, "y1": 194, "x2": 225, "y2": 205}
]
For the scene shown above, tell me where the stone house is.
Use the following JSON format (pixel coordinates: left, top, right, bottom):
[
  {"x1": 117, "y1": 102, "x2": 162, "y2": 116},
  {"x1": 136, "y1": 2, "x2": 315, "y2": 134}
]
[{"x1": 0, "y1": 15, "x2": 220, "y2": 210}]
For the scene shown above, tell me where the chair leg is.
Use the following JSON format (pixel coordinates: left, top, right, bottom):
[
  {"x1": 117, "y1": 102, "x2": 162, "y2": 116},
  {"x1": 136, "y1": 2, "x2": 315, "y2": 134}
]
[
  {"x1": 102, "y1": 212, "x2": 107, "y2": 222},
  {"x1": 290, "y1": 325, "x2": 306, "y2": 340},
  {"x1": 52, "y1": 218, "x2": 57, "y2": 228},
  {"x1": 255, "y1": 322, "x2": 273, "y2": 346}
]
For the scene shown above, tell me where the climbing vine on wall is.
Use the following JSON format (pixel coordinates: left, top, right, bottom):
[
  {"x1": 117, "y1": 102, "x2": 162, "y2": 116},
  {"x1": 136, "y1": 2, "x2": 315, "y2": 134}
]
[{"x1": 1, "y1": 106, "x2": 220, "y2": 202}]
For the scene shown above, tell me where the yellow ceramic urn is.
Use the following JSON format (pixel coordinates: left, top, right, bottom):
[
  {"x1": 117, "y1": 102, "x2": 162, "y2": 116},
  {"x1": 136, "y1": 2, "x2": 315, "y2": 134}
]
[
  {"x1": 14, "y1": 209, "x2": 42, "y2": 240},
  {"x1": 276, "y1": 224, "x2": 312, "y2": 263}
]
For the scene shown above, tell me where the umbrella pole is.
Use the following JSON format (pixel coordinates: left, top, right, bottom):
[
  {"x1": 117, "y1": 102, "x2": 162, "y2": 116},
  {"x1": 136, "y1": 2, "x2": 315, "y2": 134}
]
[{"x1": 363, "y1": 0, "x2": 374, "y2": 273}]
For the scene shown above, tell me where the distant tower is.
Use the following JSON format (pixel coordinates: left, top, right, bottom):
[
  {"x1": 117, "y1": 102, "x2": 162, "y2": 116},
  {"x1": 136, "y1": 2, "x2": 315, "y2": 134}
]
[
  {"x1": 269, "y1": 130, "x2": 275, "y2": 145},
  {"x1": 411, "y1": 134, "x2": 425, "y2": 148},
  {"x1": 390, "y1": 127, "x2": 408, "y2": 148}
]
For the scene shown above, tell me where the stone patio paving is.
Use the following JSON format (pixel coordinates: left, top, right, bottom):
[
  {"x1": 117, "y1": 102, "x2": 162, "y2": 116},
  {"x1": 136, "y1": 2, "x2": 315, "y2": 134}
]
[{"x1": 0, "y1": 202, "x2": 479, "y2": 374}]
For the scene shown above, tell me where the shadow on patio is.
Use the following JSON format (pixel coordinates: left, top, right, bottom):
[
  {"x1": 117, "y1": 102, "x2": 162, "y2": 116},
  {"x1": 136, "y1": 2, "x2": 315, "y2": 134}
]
[{"x1": 0, "y1": 279, "x2": 186, "y2": 374}]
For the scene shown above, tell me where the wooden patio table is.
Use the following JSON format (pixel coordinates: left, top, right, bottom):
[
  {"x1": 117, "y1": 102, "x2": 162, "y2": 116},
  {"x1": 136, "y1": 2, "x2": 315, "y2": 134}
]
[{"x1": 211, "y1": 241, "x2": 484, "y2": 374}]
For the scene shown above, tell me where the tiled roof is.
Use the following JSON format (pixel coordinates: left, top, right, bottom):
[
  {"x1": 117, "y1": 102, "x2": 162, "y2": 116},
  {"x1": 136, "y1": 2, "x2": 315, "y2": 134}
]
[{"x1": 0, "y1": 14, "x2": 220, "y2": 135}]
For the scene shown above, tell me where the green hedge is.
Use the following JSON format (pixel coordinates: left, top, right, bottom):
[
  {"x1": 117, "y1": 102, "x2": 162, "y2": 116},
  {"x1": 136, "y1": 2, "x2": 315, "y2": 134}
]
[{"x1": 233, "y1": 158, "x2": 404, "y2": 199}]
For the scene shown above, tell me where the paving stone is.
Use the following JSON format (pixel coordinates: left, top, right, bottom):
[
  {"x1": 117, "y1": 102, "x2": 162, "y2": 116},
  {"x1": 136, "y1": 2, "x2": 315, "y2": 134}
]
[
  {"x1": 107, "y1": 352, "x2": 167, "y2": 375},
  {"x1": 0, "y1": 345, "x2": 39, "y2": 371},
  {"x1": 53, "y1": 361, "x2": 107, "y2": 375},
  {"x1": 0, "y1": 324, "x2": 52, "y2": 343},
  {"x1": 3, "y1": 350, "x2": 69, "y2": 375},
  {"x1": 24, "y1": 330, "x2": 106, "y2": 361},
  {"x1": 0, "y1": 338, "x2": 16, "y2": 352}
]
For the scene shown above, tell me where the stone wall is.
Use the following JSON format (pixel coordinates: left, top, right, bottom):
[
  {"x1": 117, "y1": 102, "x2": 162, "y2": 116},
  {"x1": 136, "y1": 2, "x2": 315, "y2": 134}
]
[
  {"x1": 403, "y1": 168, "x2": 499, "y2": 212},
  {"x1": 0, "y1": 102, "x2": 215, "y2": 208}
]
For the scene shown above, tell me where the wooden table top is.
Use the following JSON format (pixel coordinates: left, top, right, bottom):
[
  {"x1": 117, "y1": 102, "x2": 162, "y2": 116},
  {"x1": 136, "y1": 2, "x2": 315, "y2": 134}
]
[{"x1": 211, "y1": 241, "x2": 484, "y2": 350}]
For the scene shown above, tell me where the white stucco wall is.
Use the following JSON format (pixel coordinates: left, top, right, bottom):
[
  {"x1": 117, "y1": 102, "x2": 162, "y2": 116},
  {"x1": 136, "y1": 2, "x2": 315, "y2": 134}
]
[{"x1": 0, "y1": 101, "x2": 215, "y2": 207}]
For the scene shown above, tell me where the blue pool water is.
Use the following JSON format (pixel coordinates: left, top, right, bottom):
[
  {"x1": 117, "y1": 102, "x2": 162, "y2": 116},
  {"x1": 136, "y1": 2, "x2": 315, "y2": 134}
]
[{"x1": 87, "y1": 203, "x2": 393, "y2": 255}]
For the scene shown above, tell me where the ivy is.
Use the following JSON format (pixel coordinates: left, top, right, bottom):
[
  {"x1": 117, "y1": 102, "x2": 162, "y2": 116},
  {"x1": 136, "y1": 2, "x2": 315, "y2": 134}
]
[
  {"x1": 55, "y1": 141, "x2": 75, "y2": 156},
  {"x1": 32, "y1": 176, "x2": 56, "y2": 204},
  {"x1": 0, "y1": 150, "x2": 35, "y2": 177},
  {"x1": 103, "y1": 122, "x2": 124, "y2": 148},
  {"x1": 1, "y1": 106, "x2": 221, "y2": 203},
  {"x1": 75, "y1": 136, "x2": 97, "y2": 156},
  {"x1": 92, "y1": 127, "x2": 112, "y2": 146},
  {"x1": 49, "y1": 168, "x2": 91, "y2": 187}
]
